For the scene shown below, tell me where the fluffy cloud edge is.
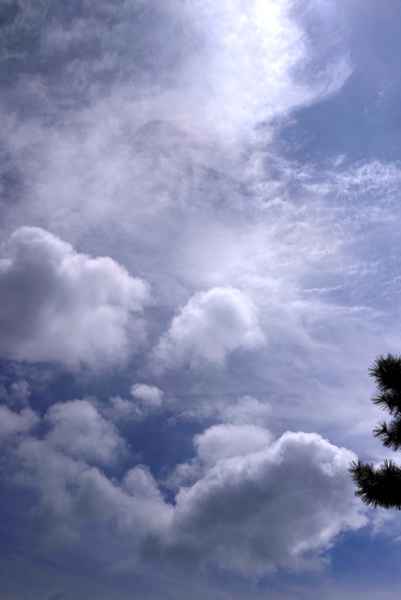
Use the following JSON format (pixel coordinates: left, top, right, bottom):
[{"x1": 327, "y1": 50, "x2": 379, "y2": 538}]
[
  {"x1": 152, "y1": 286, "x2": 265, "y2": 372},
  {"x1": 0, "y1": 227, "x2": 150, "y2": 370},
  {"x1": 6, "y1": 400, "x2": 367, "y2": 575}
]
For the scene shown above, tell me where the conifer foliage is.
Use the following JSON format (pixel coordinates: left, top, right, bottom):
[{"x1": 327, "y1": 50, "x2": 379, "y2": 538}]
[{"x1": 350, "y1": 354, "x2": 401, "y2": 509}]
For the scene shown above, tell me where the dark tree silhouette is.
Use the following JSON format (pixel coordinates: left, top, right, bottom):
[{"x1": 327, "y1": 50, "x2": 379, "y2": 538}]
[{"x1": 350, "y1": 353, "x2": 401, "y2": 509}]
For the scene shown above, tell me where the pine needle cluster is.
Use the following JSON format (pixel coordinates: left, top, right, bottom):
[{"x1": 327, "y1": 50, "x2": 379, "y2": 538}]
[{"x1": 349, "y1": 354, "x2": 401, "y2": 509}]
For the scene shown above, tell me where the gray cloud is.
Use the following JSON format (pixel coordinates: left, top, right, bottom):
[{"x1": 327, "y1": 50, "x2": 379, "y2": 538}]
[
  {"x1": 148, "y1": 427, "x2": 367, "y2": 574},
  {"x1": 45, "y1": 399, "x2": 126, "y2": 464},
  {"x1": 0, "y1": 404, "x2": 38, "y2": 438},
  {"x1": 0, "y1": 378, "x2": 31, "y2": 408},
  {"x1": 0, "y1": 226, "x2": 149, "y2": 369},
  {"x1": 15, "y1": 401, "x2": 172, "y2": 544},
  {"x1": 11, "y1": 404, "x2": 367, "y2": 575},
  {"x1": 106, "y1": 384, "x2": 164, "y2": 421}
]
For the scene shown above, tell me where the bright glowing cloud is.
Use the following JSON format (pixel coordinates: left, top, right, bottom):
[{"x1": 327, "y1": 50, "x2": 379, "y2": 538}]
[
  {"x1": 0, "y1": 227, "x2": 149, "y2": 369},
  {"x1": 153, "y1": 286, "x2": 265, "y2": 371}
]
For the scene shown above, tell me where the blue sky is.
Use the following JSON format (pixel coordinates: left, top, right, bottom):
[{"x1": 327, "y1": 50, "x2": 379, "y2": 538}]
[{"x1": 1, "y1": 1, "x2": 401, "y2": 598}]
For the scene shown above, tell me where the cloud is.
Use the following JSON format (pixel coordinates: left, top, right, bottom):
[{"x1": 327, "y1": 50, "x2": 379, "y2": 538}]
[
  {"x1": 0, "y1": 378, "x2": 31, "y2": 408},
  {"x1": 219, "y1": 395, "x2": 272, "y2": 426},
  {"x1": 106, "y1": 384, "x2": 164, "y2": 421},
  {"x1": 146, "y1": 427, "x2": 367, "y2": 574},
  {"x1": 0, "y1": 227, "x2": 149, "y2": 369},
  {"x1": 0, "y1": 0, "x2": 352, "y2": 248},
  {"x1": 17, "y1": 438, "x2": 172, "y2": 545},
  {"x1": 176, "y1": 0, "x2": 351, "y2": 134},
  {"x1": 0, "y1": 404, "x2": 39, "y2": 439},
  {"x1": 0, "y1": 0, "x2": 350, "y2": 127},
  {"x1": 131, "y1": 384, "x2": 163, "y2": 408},
  {"x1": 0, "y1": 1, "x2": 382, "y2": 594},
  {"x1": 152, "y1": 287, "x2": 265, "y2": 371},
  {"x1": 45, "y1": 399, "x2": 125, "y2": 464},
  {"x1": 193, "y1": 423, "x2": 273, "y2": 465},
  {"x1": 10, "y1": 401, "x2": 367, "y2": 575},
  {"x1": 15, "y1": 400, "x2": 172, "y2": 544}
]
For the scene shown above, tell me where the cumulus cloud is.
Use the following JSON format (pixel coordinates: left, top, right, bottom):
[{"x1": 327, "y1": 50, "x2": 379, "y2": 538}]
[
  {"x1": 0, "y1": 227, "x2": 149, "y2": 369},
  {"x1": 106, "y1": 395, "x2": 143, "y2": 421},
  {"x1": 17, "y1": 437, "x2": 172, "y2": 545},
  {"x1": 106, "y1": 384, "x2": 164, "y2": 421},
  {"x1": 14, "y1": 399, "x2": 172, "y2": 544},
  {"x1": 45, "y1": 400, "x2": 125, "y2": 464},
  {"x1": 131, "y1": 384, "x2": 163, "y2": 409},
  {"x1": 152, "y1": 287, "x2": 265, "y2": 371},
  {"x1": 146, "y1": 427, "x2": 367, "y2": 574},
  {"x1": 0, "y1": 404, "x2": 39, "y2": 439},
  {"x1": 11, "y1": 403, "x2": 367, "y2": 575},
  {"x1": 193, "y1": 423, "x2": 273, "y2": 465}
]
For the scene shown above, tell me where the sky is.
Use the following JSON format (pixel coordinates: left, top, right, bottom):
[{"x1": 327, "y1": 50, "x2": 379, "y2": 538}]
[{"x1": 1, "y1": 0, "x2": 401, "y2": 598}]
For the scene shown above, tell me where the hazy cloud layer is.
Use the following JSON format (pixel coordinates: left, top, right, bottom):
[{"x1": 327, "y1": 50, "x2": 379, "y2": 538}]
[
  {"x1": 219, "y1": 395, "x2": 273, "y2": 426},
  {"x1": 0, "y1": 227, "x2": 149, "y2": 369},
  {"x1": 0, "y1": 0, "x2": 351, "y2": 244},
  {"x1": 0, "y1": 1, "x2": 399, "y2": 598}
]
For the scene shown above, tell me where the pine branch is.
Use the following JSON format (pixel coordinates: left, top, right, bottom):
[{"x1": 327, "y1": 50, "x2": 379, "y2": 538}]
[
  {"x1": 369, "y1": 354, "x2": 401, "y2": 394},
  {"x1": 349, "y1": 459, "x2": 401, "y2": 509},
  {"x1": 373, "y1": 416, "x2": 401, "y2": 451},
  {"x1": 371, "y1": 389, "x2": 401, "y2": 416}
]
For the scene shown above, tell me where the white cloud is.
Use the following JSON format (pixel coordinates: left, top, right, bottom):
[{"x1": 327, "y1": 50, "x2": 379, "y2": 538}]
[
  {"x1": 0, "y1": 0, "x2": 352, "y2": 247},
  {"x1": 0, "y1": 405, "x2": 39, "y2": 439},
  {"x1": 45, "y1": 400, "x2": 125, "y2": 465},
  {"x1": 219, "y1": 395, "x2": 272, "y2": 426},
  {"x1": 152, "y1": 287, "x2": 265, "y2": 371},
  {"x1": 107, "y1": 396, "x2": 143, "y2": 421},
  {"x1": 10, "y1": 401, "x2": 367, "y2": 575},
  {"x1": 193, "y1": 423, "x2": 273, "y2": 465},
  {"x1": 131, "y1": 384, "x2": 163, "y2": 409},
  {"x1": 0, "y1": 227, "x2": 149, "y2": 370},
  {"x1": 149, "y1": 427, "x2": 367, "y2": 574},
  {"x1": 106, "y1": 384, "x2": 164, "y2": 421},
  {"x1": 178, "y1": 0, "x2": 351, "y2": 135}
]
